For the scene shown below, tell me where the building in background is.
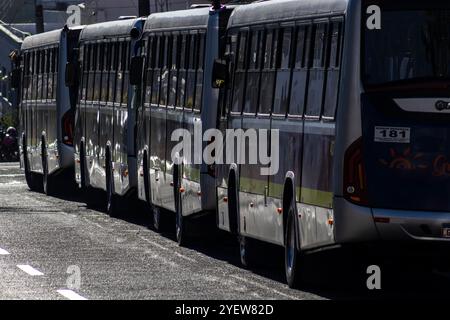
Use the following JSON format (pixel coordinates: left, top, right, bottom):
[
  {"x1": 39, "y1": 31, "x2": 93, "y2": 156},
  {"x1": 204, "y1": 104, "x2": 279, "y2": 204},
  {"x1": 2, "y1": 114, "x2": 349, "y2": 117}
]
[{"x1": 0, "y1": 0, "x2": 218, "y2": 32}]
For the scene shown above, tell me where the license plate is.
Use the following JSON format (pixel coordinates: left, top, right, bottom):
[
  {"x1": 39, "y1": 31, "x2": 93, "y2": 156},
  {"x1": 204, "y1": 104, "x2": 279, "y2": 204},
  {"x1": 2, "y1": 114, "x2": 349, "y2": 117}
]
[{"x1": 442, "y1": 228, "x2": 450, "y2": 238}]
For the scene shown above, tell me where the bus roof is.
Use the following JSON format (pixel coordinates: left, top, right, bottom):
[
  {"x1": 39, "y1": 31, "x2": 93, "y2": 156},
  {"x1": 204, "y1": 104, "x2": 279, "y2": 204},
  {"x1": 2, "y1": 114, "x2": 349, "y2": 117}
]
[
  {"x1": 143, "y1": 7, "x2": 211, "y2": 32},
  {"x1": 21, "y1": 29, "x2": 61, "y2": 50},
  {"x1": 228, "y1": 0, "x2": 349, "y2": 28},
  {"x1": 80, "y1": 18, "x2": 141, "y2": 41}
]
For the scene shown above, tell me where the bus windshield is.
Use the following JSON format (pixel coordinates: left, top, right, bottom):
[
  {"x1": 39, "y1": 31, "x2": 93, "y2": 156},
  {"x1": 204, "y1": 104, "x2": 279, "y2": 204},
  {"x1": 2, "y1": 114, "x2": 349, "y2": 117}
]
[{"x1": 363, "y1": 6, "x2": 450, "y2": 88}]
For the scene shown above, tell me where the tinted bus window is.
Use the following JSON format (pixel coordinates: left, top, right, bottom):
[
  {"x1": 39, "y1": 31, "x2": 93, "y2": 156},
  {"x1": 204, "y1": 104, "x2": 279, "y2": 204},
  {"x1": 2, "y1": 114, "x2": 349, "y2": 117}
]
[
  {"x1": 177, "y1": 34, "x2": 187, "y2": 108},
  {"x1": 273, "y1": 28, "x2": 293, "y2": 115},
  {"x1": 259, "y1": 29, "x2": 277, "y2": 114},
  {"x1": 323, "y1": 21, "x2": 342, "y2": 119},
  {"x1": 243, "y1": 30, "x2": 262, "y2": 114},
  {"x1": 194, "y1": 33, "x2": 205, "y2": 112},
  {"x1": 231, "y1": 32, "x2": 247, "y2": 113},
  {"x1": 185, "y1": 34, "x2": 197, "y2": 110},
  {"x1": 305, "y1": 23, "x2": 327, "y2": 118}
]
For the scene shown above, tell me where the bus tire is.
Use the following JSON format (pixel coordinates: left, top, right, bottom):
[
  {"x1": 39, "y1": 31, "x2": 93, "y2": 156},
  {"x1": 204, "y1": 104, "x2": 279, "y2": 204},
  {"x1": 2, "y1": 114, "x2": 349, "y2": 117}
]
[
  {"x1": 143, "y1": 150, "x2": 150, "y2": 203},
  {"x1": 228, "y1": 171, "x2": 239, "y2": 236},
  {"x1": 23, "y1": 135, "x2": 39, "y2": 192},
  {"x1": 106, "y1": 148, "x2": 119, "y2": 217},
  {"x1": 174, "y1": 165, "x2": 188, "y2": 246},
  {"x1": 152, "y1": 205, "x2": 162, "y2": 232},
  {"x1": 239, "y1": 235, "x2": 258, "y2": 268},
  {"x1": 42, "y1": 137, "x2": 53, "y2": 196},
  {"x1": 79, "y1": 141, "x2": 88, "y2": 191},
  {"x1": 285, "y1": 201, "x2": 302, "y2": 289}
]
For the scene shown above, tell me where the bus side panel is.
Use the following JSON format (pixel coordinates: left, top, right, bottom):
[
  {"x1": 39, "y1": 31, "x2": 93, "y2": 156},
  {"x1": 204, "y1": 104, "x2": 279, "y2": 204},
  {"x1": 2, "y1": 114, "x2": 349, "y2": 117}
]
[{"x1": 300, "y1": 122, "x2": 335, "y2": 248}]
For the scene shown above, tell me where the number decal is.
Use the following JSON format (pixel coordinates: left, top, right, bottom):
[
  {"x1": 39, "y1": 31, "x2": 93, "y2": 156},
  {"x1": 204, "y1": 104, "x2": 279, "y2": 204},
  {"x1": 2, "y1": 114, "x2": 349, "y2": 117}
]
[{"x1": 374, "y1": 127, "x2": 410, "y2": 143}]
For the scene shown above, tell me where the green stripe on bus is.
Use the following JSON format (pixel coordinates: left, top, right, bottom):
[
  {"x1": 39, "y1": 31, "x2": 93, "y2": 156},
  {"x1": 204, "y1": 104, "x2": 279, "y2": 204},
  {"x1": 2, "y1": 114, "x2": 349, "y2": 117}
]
[{"x1": 301, "y1": 187, "x2": 333, "y2": 209}]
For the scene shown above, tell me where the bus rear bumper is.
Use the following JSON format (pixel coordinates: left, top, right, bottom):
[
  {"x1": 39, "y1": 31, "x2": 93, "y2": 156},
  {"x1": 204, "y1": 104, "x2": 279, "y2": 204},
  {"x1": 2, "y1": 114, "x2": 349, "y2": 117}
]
[
  {"x1": 373, "y1": 208, "x2": 450, "y2": 242},
  {"x1": 334, "y1": 197, "x2": 450, "y2": 244}
]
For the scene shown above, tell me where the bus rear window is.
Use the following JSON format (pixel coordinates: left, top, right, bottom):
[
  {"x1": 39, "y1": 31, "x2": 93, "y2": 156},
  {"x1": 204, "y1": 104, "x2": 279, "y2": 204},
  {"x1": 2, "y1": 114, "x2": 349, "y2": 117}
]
[{"x1": 363, "y1": 1, "x2": 450, "y2": 87}]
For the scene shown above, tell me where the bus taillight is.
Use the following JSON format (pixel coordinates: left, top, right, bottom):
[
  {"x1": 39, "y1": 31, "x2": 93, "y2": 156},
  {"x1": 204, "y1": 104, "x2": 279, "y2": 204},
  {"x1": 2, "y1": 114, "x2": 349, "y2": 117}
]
[
  {"x1": 344, "y1": 137, "x2": 369, "y2": 206},
  {"x1": 62, "y1": 110, "x2": 74, "y2": 146}
]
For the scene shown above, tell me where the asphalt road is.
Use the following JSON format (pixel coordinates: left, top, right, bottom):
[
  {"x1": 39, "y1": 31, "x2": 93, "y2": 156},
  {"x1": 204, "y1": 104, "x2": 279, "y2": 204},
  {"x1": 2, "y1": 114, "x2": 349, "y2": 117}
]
[{"x1": 1, "y1": 162, "x2": 450, "y2": 300}]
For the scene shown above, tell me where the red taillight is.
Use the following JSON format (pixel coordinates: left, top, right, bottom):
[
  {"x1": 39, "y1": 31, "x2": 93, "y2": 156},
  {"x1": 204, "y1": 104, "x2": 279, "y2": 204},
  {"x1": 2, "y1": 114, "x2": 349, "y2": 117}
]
[
  {"x1": 344, "y1": 137, "x2": 369, "y2": 206},
  {"x1": 62, "y1": 110, "x2": 74, "y2": 146}
]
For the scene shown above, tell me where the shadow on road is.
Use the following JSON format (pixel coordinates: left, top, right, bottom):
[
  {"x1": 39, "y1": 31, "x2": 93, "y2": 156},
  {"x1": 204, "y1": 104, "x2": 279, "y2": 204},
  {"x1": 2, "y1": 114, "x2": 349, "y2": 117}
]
[{"x1": 44, "y1": 183, "x2": 450, "y2": 300}]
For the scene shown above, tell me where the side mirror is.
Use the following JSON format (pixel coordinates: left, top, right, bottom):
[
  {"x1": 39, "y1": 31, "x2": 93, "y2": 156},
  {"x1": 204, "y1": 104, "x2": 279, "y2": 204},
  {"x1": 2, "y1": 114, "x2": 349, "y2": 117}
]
[
  {"x1": 65, "y1": 62, "x2": 79, "y2": 87},
  {"x1": 10, "y1": 69, "x2": 20, "y2": 89},
  {"x1": 212, "y1": 58, "x2": 229, "y2": 89},
  {"x1": 130, "y1": 56, "x2": 143, "y2": 86}
]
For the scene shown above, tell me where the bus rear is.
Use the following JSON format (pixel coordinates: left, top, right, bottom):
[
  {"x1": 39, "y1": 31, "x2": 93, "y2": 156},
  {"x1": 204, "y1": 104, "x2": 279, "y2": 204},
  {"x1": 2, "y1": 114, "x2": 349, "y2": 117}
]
[{"x1": 345, "y1": 0, "x2": 450, "y2": 241}]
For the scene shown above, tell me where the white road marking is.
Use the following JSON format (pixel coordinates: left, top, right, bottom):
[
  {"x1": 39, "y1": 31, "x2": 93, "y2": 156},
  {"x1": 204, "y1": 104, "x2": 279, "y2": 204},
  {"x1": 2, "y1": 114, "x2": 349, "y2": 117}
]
[
  {"x1": 0, "y1": 174, "x2": 23, "y2": 178},
  {"x1": 0, "y1": 248, "x2": 10, "y2": 255},
  {"x1": 230, "y1": 275, "x2": 302, "y2": 300},
  {"x1": 17, "y1": 264, "x2": 44, "y2": 276},
  {"x1": 57, "y1": 289, "x2": 88, "y2": 300}
]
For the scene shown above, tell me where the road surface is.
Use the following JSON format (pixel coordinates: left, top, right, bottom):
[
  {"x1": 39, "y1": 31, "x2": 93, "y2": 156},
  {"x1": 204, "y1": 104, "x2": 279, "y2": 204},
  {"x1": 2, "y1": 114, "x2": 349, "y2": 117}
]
[{"x1": 0, "y1": 162, "x2": 449, "y2": 300}]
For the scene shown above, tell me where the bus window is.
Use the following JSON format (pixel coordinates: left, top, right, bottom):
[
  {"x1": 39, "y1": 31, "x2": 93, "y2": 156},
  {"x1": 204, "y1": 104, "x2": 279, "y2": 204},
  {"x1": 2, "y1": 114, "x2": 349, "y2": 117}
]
[
  {"x1": 115, "y1": 41, "x2": 123, "y2": 104},
  {"x1": 194, "y1": 33, "x2": 205, "y2": 112},
  {"x1": 289, "y1": 25, "x2": 310, "y2": 116},
  {"x1": 185, "y1": 34, "x2": 197, "y2": 110},
  {"x1": 159, "y1": 36, "x2": 169, "y2": 108},
  {"x1": 323, "y1": 21, "x2": 342, "y2": 120},
  {"x1": 168, "y1": 35, "x2": 179, "y2": 108},
  {"x1": 47, "y1": 49, "x2": 53, "y2": 100},
  {"x1": 87, "y1": 44, "x2": 94, "y2": 101},
  {"x1": 243, "y1": 30, "x2": 262, "y2": 114},
  {"x1": 305, "y1": 23, "x2": 327, "y2": 118},
  {"x1": 176, "y1": 34, "x2": 187, "y2": 109},
  {"x1": 231, "y1": 31, "x2": 247, "y2": 113},
  {"x1": 273, "y1": 27, "x2": 293, "y2": 115},
  {"x1": 52, "y1": 47, "x2": 58, "y2": 100},
  {"x1": 99, "y1": 43, "x2": 107, "y2": 103},
  {"x1": 93, "y1": 44, "x2": 101, "y2": 102},
  {"x1": 122, "y1": 41, "x2": 129, "y2": 105},
  {"x1": 258, "y1": 29, "x2": 277, "y2": 114},
  {"x1": 150, "y1": 36, "x2": 160, "y2": 107}
]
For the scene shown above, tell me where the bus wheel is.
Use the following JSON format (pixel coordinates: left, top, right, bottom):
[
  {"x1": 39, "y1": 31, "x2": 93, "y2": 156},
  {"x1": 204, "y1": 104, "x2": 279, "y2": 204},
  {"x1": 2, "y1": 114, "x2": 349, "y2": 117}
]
[
  {"x1": 239, "y1": 235, "x2": 258, "y2": 268},
  {"x1": 23, "y1": 140, "x2": 39, "y2": 191},
  {"x1": 285, "y1": 203, "x2": 302, "y2": 289},
  {"x1": 175, "y1": 187, "x2": 188, "y2": 246},
  {"x1": 79, "y1": 141, "x2": 88, "y2": 191},
  {"x1": 152, "y1": 205, "x2": 162, "y2": 232},
  {"x1": 42, "y1": 144, "x2": 53, "y2": 196},
  {"x1": 143, "y1": 151, "x2": 150, "y2": 203},
  {"x1": 106, "y1": 151, "x2": 119, "y2": 217}
]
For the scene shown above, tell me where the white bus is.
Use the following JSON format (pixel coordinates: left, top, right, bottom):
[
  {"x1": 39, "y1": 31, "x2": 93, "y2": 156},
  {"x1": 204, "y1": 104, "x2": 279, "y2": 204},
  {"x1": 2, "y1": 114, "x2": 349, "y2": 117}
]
[
  {"x1": 18, "y1": 26, "x2": 83, "y2": 195},
  {"x1": 213, "y1": 0, "x2": 450, "y2": 288}
]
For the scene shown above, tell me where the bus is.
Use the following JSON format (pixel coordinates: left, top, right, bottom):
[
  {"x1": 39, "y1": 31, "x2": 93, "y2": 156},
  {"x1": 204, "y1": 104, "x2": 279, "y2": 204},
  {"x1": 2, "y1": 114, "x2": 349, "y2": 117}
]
[
  {"x1": 73, "y1": 18, "x2": 145, "y2": 216},
  {"x1": 212, "y1": 0, "x2": 450, "y2": 288},
  {"x1": 134, "y1": 5, "x2": 235, "y2": 245},
  {"x1": 18, "y1": 26, "x2": 83, "y2": 195}
]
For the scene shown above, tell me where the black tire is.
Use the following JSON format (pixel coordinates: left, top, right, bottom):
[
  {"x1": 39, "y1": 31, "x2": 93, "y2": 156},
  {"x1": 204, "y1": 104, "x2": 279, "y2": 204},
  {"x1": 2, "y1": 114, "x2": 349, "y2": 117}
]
[
  {"x1": 106, "y1": 149, "x2": 120, "y2": 217},
  {"x1": 152, "y1": 205, "x2": 162, "y2": 232},
  {"x1": 285, "y1": 203, "x2": 302, "y2": 289},
  {"x1": 42, "y1": 140, "x2": 54, "y2": 196},
  {"x1": 143, "y1": 151, "x2": 150, "y2": 203},
  {"x1": 239, "y1": 235, "x2": 259, "y2": 268},
  {"x1": 228, "y1": 172, "x2": 239, "y2": 236},
  {"x1": 23, "y1": 135, "x2": 40, "y2": 192},
  {"x1": 79, "y1": 141, "x2": 88, "y2": 191},
  {"x1": 174, "y1": 166, "x2": 188, "y2": 246}
]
